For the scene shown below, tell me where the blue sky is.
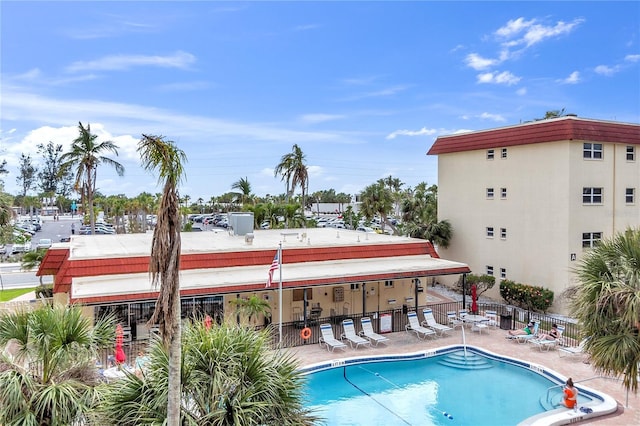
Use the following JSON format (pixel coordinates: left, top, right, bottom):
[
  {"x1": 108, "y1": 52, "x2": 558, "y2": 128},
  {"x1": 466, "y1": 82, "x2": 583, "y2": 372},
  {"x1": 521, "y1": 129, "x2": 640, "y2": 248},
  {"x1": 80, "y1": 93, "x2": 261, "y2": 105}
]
[{"x1": 1, "y1": 1, "x2": 639, "y2": 201}]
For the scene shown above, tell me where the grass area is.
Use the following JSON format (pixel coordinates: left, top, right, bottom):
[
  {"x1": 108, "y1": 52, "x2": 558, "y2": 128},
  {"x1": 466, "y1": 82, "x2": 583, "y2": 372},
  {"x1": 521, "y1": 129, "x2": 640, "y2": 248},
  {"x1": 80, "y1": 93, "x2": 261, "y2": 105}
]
[{"x1": 0, "y1": 287, "x2": 36, "y2": 302}]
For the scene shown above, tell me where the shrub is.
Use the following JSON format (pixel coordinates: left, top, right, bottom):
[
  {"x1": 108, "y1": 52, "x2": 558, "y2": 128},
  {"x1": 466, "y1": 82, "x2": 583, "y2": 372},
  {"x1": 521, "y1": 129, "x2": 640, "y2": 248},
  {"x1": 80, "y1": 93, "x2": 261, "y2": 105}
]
[
  {"x1": 35, "y1": 284, "x2": 54, "y2": 299},
  {"x1": 500, "y1": 280, "x2": 554, "y2": 312},
  {"x1": 455, "y1": 274, "x2": 496, "y2": 296}
]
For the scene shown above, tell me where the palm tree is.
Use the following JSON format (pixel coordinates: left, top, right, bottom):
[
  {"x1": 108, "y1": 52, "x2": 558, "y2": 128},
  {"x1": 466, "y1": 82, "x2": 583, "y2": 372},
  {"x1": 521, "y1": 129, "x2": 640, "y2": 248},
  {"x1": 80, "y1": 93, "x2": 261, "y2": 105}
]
[
  {"x1": 0, "y1": 304, "x2": 115, "y2": 425},
  {"x1": 274, "y1": 144, "x2": 309, "y2": 212},
  {"x1": 137, "y1": 134, "x2": 187, "y2": 425},
  {"x1": 401, "y1": 182, "x2": 453, "y2": 248},
  {"x1": 20, "y1": 248, "x2": 47, "y2": 286},
  {"x1": 568, "y1": 227, "x2": 640, "y2": 393},
  {"x1": 231, "y1": 176, "x2": 253, "y2": 206},
  {"x1": 229, "y1": 294, "x2": 271, "y2": 326},
  {"x1": 359, "y1": 181, "x2": 393, "y2": 231},
  {"x1": 97, "y1": 321, "x2": 317, "y2": 425},
  {"x1": 61, "y1": 122, "x2": 125, "y2": 235}
]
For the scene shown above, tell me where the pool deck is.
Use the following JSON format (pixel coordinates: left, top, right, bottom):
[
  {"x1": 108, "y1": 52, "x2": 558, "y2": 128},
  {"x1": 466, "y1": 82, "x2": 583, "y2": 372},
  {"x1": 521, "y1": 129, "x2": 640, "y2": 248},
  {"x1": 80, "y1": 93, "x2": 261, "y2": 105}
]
[{"x1": 285, "y1": 326, "x2": 639, "y2": 425}]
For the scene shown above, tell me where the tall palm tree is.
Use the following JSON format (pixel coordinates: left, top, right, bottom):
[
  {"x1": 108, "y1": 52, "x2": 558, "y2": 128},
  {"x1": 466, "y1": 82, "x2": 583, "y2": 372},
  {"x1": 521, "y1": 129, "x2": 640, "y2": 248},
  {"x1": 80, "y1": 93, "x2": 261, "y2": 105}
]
[
  {"x1": 359, "y1": 181, "x2": 393, "y2": 231},
  {"x1": 61, "y1": 122, "x2": 125, "y2": 235},
  {"x1": 97, "y1": 321, "x2": 317, "y2": 425},
  {"x1": 401, "y1": 182, "x2": 453, "y2": 248},
  {"x1": 0, "y1": 304, "x2": 115, "y2": 426},
  {"x1": 568, "y1": 227, "x2": 640, "y2": 393},
  {"x1": 274, "y1": 144, "x2": 308, "y2": 211},
  {"x1": 229, "y1": 294, "x2": 272, "y2": 326},
  {"x1": 137, "y1": 134, "x2": 187, "y2": 425},
  {"x1": 231, "y1": 176, "x2": 253, "y2": 206}
]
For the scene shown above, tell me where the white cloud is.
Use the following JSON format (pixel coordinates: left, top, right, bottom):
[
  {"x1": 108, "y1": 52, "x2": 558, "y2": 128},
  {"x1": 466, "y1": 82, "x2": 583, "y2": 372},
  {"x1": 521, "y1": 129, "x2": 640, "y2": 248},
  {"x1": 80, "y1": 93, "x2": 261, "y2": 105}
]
[
  {"x1": 386, "y1": 127, "x2": 437, "y2": 140},
  {"x1": 495, "y1": 17, "x2": 584, "y2": 48},
  {"x1": 516, "y1": 87, "x2": 527, "y2": 96},
  {"x1": 465, "y1": 53, "x2": 498, "y2": 71},
  {"x1": 476, "y1": 71, "x2": 521, "y2": 86},
  {"x1": 495, "y1": 17, "x2": 536, "y2": 38},
  {"x1": 478, "y1": 112, "x2": 506, "y2": 122},
  {"x1": 625, "y1": 54, "x2": 640, "y2": 62},
  {"x1": 307, "y1": 165, "x2": 323, "y2": 177},
  {"x1": 66, "y1": 51, "x2": 196, "y2": 73},
  {"x1": 594, "y1": 64, "x2": 619, "y2": 76},
  {"x1": 293, "y1": 24, "x2": 320, "y2": 31},
  {"x1": 559, "y1": 71, "x2": 580, "y2": 84},
  {"x1": 299, "y1": 114, "x2": 346, "y2": 124}
]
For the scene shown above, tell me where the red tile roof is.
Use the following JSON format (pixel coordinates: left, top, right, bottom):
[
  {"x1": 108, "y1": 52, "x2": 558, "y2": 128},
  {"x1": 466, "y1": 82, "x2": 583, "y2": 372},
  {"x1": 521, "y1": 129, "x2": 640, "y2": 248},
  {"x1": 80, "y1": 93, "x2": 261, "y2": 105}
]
[{"x1": 427, "y1": 116, "x2": 640, "y2": 155}]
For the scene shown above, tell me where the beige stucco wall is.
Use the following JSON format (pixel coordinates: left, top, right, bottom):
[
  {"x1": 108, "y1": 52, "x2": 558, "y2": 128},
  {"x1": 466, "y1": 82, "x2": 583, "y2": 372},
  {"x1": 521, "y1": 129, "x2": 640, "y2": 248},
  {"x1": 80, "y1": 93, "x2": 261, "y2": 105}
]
[{"x1": 436, "y1": 140, "x2": 639, "y2": 313}]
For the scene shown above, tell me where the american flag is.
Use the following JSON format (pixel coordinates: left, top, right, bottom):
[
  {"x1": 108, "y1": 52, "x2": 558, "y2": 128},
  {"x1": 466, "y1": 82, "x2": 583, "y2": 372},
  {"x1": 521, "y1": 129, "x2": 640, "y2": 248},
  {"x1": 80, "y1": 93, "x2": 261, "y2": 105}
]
[{"x1": 265, "y1": 251, "x2": 279, "y2": 288}]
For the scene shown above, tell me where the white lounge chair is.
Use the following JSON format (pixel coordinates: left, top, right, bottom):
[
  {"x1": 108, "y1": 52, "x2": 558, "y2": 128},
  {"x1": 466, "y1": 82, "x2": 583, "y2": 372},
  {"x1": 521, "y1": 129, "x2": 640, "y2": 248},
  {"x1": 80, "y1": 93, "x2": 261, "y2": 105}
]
[
  {"x1": 422, "y1": 308, "x2": 453, "y2": 336},
  {"x1": 359, "y1": 317, "x2": 389, "y2": 346},
  {"x1": 530, "y1": 325, "x2": 565, "y2": 351},
  {"x1": 458, "y1": 309, "x2": 469, "y2": 326},
  {"x1": 341, "y1": 319, "x2": 371, "y2": 349},
  {"x1": 318, "y1": 323, "x2": 347, "y2": 352},
  {"x1": 559, "y1": 337, "x2": 589, "y2": 358},
  {"x1": 447, "y1": 311, "x2": 464, "y2": 330},
  {"x1": 515, "y1": 322, "x2": 539, "y2": 344},
  {"x1": 405, "y1": 311, "x2": 436, "y2": 339}
]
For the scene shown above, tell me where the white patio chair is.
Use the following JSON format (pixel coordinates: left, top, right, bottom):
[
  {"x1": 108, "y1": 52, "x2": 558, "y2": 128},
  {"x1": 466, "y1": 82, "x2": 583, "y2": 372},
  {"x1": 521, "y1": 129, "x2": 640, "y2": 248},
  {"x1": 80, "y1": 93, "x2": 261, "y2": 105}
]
[
  {"x1": 422, "y1": 308, "x2": 453, "y2": 336},
  {"x1": 341, "y1": 319, "x2": 371, "y2": 349},
  {"x1": 318, "y1": 323, "x2": 347, "y2": 352},
  {"x1": 359, "y1": 317, "x2": 389, "y2": 346},
  {"x1": 405, "y1": 311, "x2": 436, "y2": 339}
]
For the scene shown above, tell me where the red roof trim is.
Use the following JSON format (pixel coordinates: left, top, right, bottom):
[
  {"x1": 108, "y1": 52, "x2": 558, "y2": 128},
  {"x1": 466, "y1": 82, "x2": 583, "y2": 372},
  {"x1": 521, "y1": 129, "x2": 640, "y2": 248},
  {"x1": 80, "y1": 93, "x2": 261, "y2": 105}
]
[{"x1": 427, "y1": 117, "x2": 640, "y2": 155}]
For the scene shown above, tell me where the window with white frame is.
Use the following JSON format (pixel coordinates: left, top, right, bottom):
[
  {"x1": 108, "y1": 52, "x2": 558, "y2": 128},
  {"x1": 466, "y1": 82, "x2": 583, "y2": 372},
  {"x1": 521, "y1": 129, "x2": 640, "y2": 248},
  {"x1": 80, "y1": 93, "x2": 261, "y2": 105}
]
[
  {"x1": 501, "y1": 187, "x2": 507, "y2": 198},
  {"x1": 583, "y1": 142, "x2": 603, "y2": 159},
  {"x1": 501, "y1": 148, "x2": 507, "y2": 158},
  {"x1": 500, "y1": 228, "x2": 507, "y2": 239},
  {"x1": 582, "y1": 232, "x2": 602, "y2": 248},
  {"x1": 350, "y1": 283, "x2": 360, "y2": 291},
  {"x1": 384, "y1": 280, "x2": 394, "y2": 288},
  {"x1": 486, "y1": 227, "x2": 494, "y2": 238},
  {"x1": 626, "y1": 188, "x2": 635, "y2": 204},
  {"x1": 487, "y1": 149, "x2": 495, "y2": 160},
  {"x1": 582, "y1": 187, "x2": 603, "y2": 204},
  {"x1": 627, "y1": 146, "x2": 636, "y2": 161},
  {"x1": 486, "y1": 188, "x2": 494, "y2": 198},
  {"x1": 486, "y1": 266, "x2": 494, "y2": 276},
  {"x1": 500, "y1": 268, "x2": 506, "y2": 279}
]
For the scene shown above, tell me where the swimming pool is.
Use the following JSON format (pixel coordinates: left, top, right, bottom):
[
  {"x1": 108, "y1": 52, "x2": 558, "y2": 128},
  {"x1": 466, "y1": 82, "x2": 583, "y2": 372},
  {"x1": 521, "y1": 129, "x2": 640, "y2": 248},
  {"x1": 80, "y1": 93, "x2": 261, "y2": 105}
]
[{"x1": 302, "y1": 345, "x2": 617, "y2": 426}]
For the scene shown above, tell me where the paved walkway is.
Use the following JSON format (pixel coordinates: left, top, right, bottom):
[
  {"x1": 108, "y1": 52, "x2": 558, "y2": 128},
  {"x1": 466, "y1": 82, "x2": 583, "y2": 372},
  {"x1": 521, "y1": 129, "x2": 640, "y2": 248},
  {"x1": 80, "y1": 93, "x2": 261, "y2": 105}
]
[{"x1": 285, "y1": 326, "x2": 639, "y2": 425}]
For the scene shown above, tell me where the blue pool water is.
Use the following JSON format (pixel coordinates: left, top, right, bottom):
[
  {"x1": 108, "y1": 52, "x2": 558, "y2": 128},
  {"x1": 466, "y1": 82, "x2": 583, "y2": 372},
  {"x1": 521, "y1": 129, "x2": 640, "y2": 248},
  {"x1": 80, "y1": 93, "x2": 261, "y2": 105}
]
[{"x1": 303, "y1": 349, "x2": 594, "y2": 426}]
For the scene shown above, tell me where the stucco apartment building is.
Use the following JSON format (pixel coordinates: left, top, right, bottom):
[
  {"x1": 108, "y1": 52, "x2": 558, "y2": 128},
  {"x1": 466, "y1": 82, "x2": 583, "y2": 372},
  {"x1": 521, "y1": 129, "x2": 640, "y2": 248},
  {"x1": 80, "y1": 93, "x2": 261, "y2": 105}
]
[{"x1": 428, "y1": 116, "x2": 640, "y2": 312}]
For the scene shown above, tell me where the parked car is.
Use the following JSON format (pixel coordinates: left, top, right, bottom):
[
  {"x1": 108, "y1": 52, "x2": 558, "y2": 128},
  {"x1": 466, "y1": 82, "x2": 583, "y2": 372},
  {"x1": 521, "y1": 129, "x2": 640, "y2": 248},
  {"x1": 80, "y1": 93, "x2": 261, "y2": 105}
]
[
  {"x1": 356, "y1": 226, "x2": 376, "y2": 233},
  {"x1": 60, "y1": 236, "x2": 71, "y2": 242},
  {"x1": 36, "y1": 238, "x2": 53, "y2": 249}
]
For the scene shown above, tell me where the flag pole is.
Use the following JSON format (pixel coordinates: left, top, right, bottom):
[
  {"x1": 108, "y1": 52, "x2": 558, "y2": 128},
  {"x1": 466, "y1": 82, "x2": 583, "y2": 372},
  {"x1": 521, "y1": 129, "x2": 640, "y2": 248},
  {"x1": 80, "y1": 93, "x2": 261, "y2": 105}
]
[{"x1": 278, "y1": 241, "x2": 283, "y2": 344}]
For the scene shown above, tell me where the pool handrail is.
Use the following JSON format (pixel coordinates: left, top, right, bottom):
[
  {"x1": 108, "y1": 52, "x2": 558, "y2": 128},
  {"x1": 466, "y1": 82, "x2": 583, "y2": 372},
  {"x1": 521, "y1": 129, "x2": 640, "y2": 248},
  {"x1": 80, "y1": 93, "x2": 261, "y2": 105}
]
[{"x1": 545, "y1": 375, "x2": 605, "y2": 405}]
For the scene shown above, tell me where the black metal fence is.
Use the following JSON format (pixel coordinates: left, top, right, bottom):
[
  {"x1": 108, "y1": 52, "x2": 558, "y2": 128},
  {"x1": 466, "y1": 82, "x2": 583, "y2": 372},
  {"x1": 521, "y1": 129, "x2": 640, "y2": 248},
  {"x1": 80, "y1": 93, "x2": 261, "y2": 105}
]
[{"x1": 101, "y1": 300, "x2": 583, "y2": 363}]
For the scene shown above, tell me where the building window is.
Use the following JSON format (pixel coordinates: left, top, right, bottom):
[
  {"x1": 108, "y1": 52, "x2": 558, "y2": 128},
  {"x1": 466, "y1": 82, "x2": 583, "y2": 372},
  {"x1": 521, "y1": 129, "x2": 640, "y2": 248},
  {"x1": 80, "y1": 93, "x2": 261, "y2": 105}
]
[
  {"x1": 486, "y1": 188, "x2": 494, "y2": 198},
  {"x1": 487, "y1": 149, "x2": 494, "y2": 160},
  {"x1": 486, "y1": 227, "x2": 494, "y2": 238},
  {"x1": 583, "y1": 143, "x2": 603, "y2": 159},
  {"x1": 501, "y1": 148, "x2": 507, "y2": 159},
  {"x1": 486, "y1": 266, "x2": 494, "y2": 276},
  {"x1": 501, "y1": 188, "x2": 507, "y2": 198},
  {"x1": 626, "y1": 188, "x2": 635, "y2": 204},
  {"x1": 350, "y1": 283, "x2": 360, "y2": 291},
  {"x1": 582, "y1": 187, "x2": 603, "y2": 204},
  {"x1": 384, "y1": 280, "x2": 394, "y2": 288},
  {"x1": 627, "y1": 146, "x2": 636, "y2": 161},
  {"x1": 500, "y1": 228, "x2": 507, "y2": 239},
  {"x1": 500, "y1": 268, "x2": 507, "y2": 279},
  {"x1": 582, "y1": 232, "x2": 602, "y2": 248}
]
